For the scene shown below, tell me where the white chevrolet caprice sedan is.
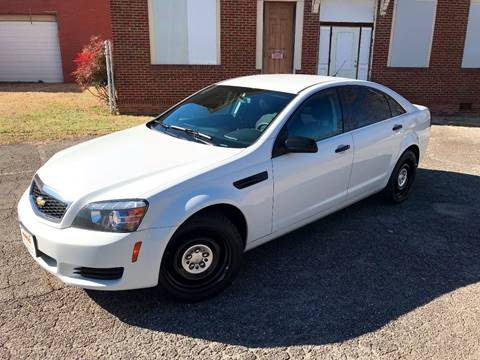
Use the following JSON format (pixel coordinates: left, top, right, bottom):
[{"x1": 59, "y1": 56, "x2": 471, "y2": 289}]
[{"x1": 18, "y1": 75, "x2": 430, "y2": 301}]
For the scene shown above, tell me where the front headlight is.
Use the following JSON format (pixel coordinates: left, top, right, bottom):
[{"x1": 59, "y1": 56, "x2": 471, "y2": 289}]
[{"x1": 72, "y1": 200, "x2": 148, "y2": 232}]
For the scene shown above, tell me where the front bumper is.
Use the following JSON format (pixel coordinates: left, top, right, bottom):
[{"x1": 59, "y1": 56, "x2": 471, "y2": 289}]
[{"x1": 17, "y1": 190, "x2": 175, "y2": 291}]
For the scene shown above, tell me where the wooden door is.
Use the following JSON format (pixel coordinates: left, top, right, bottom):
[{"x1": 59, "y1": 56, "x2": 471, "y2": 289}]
[{"x1": 263, "y1": 2, "x2": 295, "y2": 74}]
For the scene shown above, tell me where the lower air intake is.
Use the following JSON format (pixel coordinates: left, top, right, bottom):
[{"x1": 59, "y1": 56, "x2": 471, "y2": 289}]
[{"x1": 73, "y1": 267, "x2": 124, "y2": 280}]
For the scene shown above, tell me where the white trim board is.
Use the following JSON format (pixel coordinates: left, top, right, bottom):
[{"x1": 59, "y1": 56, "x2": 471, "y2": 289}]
[{"x1": 0, "y1": 15, "x2": 57, "y2": 22}]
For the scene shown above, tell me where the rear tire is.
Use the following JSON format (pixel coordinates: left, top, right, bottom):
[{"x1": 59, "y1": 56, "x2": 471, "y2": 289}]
[
  {"x1": 158, "y1": 211, "x2": 243, "y2": 302},
  {"x1": 383, "y1": 150, "x2": 418, "y2": 204}
]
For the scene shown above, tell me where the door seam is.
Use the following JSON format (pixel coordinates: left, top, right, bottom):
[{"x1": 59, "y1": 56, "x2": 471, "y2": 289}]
[{"x1": 346, "y1": 133, "x2": 355, "y2": 197}]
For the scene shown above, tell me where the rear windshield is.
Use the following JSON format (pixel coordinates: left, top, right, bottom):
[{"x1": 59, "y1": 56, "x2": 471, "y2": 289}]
[{"x1": 148, "y1": 85, "x2": 294, "y2": 148}]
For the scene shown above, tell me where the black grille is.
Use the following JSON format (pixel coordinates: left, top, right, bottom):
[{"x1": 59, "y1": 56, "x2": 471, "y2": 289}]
[
  {"x1": 30, "y1": 180, "x2": 68, "y2": 221},
  {"x1": 73, "y1": 267, "x2": 124, "y2": 280}
]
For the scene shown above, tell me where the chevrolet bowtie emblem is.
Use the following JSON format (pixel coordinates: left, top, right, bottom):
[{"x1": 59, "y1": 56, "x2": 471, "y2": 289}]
[{"x1": 36, "y1": 196, "x2": 46, "y2": 207}]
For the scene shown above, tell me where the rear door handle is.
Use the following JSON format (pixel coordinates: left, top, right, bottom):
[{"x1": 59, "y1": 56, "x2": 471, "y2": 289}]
[
  {"x1": 392, "y1": 124, "x2": 403, "y2": 131},
  {"x1": 335, "y1": 144, "x2": 351, "y2": 153}
]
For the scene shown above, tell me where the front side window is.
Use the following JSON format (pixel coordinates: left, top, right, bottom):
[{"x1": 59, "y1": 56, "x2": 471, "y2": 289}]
[
  {"x1": 149, "y1": 85, "x2": 294, "y2": 148},
  {"x1": 339, "y1": 86, "x2": 392, "y2": 131},
  {"x1": 285, "y1": 89, "x2": 343, "y2": 142},
  {"x1": 148, "y1": 0, "x2": 219, "y2": 65}
]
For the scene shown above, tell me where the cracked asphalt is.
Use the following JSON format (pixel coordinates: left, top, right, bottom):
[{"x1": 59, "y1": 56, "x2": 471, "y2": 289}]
[{"x1": 1, "y1": 125, "x2": 480, "y2": 359}]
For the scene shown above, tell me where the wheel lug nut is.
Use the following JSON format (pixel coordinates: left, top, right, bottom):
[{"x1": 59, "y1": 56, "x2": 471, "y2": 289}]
[
  {"x1": 195, "y1": 249, "x2": 200, "y2": 253},
  {"x1": 203, "y1": 252, "x2": 209, "y2": 257},
  {"x1": 200, "y1": 262, "x2": 205, "y2": 268},
  {"x1": 189, "y1": 264, "x2": 194, "y2": 270},
  {"x1": 186, "y1": 255, "x2": 192, "y2": 260}
]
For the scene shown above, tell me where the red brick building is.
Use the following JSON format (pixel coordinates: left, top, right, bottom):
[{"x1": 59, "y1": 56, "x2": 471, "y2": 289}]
[
  {"x1": 110, "y1": 0, "x2": 480, "y2": 115},
  {"x1": 0, "y1": 0, "x2": 111, "y2": 82}
]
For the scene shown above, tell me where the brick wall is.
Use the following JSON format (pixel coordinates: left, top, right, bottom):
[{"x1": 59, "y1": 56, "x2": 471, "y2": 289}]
[
  {"x1": 297, "y1": 0, "x2": 320, "y2": 75},
  {"x1": 112, "y1": 0, "x2": 478, "y2": 115},
  {"x1": 371, "y1": 0, "x2": 480, "y2": 114},
  {"x1": 111, "y1": 0, "x2": 319, "y2": 115},
  {"x1": 0, "y1": 0, "x2": 112, "y2": 82}
]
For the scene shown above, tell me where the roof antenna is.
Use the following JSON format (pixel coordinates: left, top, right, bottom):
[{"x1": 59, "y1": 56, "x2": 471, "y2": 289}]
[{"x1": 333, "y1": 60, "x2": 346, "y2": 77}]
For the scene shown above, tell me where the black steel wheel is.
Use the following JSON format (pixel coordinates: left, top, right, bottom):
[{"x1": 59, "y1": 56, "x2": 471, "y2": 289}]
[
  {"x1": 158, "y1": 211, "x2": 243, "y2": 302},
  {"x1": 383, "y1": 150, "x2": 418, "y2": 204}
]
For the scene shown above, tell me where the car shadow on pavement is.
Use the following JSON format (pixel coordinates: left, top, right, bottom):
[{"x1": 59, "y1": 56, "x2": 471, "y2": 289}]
[{"x1": 87, "y1": 168, "x2": 480, "y2": 347}]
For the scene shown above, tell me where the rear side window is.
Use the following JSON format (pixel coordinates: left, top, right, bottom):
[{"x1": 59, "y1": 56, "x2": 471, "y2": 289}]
[
  {"x1": 339, "y1": 86, "x2": 392, "y2": 131},
  {"x1": 286, "y1": 89, "x2": 343, "y2": 142},
  {"x1": 386, "y1": 95, "x2": 406, "y2": 117}
]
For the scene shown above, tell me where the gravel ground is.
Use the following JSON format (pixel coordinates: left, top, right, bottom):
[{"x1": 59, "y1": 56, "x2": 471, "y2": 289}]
[{"x1": 1, "y1": 125, "x2": 479, "y2": 359}]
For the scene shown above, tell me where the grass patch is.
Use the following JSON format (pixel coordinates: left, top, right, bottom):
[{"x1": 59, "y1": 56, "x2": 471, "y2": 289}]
[{"x1": 0, "y1": 84, "x2": 149, "y2": 144}]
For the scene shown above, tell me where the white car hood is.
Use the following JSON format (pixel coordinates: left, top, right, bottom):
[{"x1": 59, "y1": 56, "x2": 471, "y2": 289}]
[{"x1": 36, "y1": 125, "x2": 242, "y2": 201}]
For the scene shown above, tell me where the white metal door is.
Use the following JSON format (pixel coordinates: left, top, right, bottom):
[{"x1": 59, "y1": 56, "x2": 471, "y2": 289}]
[
  {"x1": 0, "y1": 17, "x2": 63, "y2": 82},
  {"x1": 329, "y1": 27, "x2": 360, "y2": 79}
]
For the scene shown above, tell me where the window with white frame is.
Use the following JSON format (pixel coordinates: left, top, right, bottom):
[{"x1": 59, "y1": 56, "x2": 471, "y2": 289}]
[
  {"x1": 462, "y1": 0, "x2": 480, "y2": 68},
  {"x1": 148, "y1": 0, "x2": 220, "y2": 65},
  {"x1": 388, "y1": 0, "x2": 437, "y2": 67}
]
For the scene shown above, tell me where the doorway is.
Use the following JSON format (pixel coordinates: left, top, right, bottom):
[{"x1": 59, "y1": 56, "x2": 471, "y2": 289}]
[
  {"x1": 318, "y1": 25, "x2": 372, "y2": 80},
  {"x1": 262, "y1": 2, "x2": 296, "y2": 74},
  {"x1": 330, "y1": 27, "x2": 360, "y2": 78}
]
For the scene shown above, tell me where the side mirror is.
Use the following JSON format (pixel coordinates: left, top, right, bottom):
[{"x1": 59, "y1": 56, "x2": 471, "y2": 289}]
[{"x1": 284, "y1": 136, "x2": 318, "y2": 154}]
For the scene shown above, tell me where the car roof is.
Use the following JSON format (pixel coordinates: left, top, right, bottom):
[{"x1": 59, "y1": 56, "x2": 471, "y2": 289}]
[{"x1": 218, "y1": 74, "x2": 354, "y2": 94}]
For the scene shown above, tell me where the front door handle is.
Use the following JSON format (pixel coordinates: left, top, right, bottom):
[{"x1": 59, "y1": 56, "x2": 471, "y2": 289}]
[
  {"x1": 392, "y1": 124, "x2": 403, "y2": 131},
  {"x1": 335, "y1": 144, "x2": 351, "y2": 153}
]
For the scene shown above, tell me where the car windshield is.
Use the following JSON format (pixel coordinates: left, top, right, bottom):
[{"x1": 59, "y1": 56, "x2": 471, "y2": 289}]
[{"x1": 148, "y1": 85, "x2": 294, "y2": 148}]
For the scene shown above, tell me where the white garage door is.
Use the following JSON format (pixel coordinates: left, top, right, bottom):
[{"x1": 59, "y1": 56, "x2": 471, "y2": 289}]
[{"x1": 0, "y1": 15, "x2": 63, "y2": 83}]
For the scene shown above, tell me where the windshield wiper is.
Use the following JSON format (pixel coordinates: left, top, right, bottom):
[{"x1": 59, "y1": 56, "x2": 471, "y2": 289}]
[{"x1": 162, "y1": 124, "x2": 213, "y2": 144}]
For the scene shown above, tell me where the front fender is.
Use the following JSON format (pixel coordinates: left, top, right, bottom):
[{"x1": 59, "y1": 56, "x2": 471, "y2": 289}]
[
  {"x1": 140, "y1": 161, "x2": 274, "y2": 244},
  {"x1": 161, "y1": 191, "x2": 241, "y2": 231}
]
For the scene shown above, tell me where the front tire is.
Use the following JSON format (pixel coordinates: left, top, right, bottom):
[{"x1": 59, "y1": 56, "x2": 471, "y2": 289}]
[
  {"x1": 383, "y1": 150, "x2": 418, "y2": 203},
  {"x1": 158, "y1": 211, "x2": 243, "y2": 302}
]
